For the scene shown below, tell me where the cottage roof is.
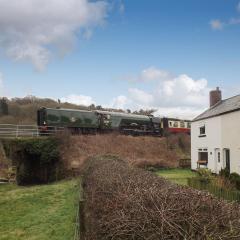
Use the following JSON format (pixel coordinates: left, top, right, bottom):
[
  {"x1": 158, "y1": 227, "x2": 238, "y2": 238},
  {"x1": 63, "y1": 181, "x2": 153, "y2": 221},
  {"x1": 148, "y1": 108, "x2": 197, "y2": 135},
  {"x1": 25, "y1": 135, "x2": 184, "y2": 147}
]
[{"x1": 193, "y1": 94, "x2": 240, "y2": 122}]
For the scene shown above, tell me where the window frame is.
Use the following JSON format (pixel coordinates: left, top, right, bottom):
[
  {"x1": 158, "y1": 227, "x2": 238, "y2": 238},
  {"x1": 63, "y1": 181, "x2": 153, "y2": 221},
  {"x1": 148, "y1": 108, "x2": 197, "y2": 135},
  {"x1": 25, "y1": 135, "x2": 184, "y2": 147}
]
[{"x1": 199, "y1": 125, "x2": 206, "y2": 137}]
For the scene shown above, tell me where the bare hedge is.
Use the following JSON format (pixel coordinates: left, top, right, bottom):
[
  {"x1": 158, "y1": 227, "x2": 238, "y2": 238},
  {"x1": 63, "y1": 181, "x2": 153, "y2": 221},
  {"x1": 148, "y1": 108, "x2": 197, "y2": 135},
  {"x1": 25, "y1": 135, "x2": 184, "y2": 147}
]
[{"x1": 82, "y1": 156, "x2": 240, "y2": 240}]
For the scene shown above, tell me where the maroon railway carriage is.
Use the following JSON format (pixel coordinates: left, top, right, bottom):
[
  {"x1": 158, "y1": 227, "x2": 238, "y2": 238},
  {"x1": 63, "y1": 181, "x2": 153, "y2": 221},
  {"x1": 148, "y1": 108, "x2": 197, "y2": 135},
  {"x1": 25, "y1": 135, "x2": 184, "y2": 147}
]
[{"x1": 161, "y1": 117, "x2": 191, "y2": 135}]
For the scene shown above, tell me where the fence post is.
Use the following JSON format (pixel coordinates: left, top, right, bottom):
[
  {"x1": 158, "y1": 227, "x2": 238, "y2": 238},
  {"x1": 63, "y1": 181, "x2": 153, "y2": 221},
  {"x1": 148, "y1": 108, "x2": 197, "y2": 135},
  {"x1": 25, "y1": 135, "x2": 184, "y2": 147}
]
[{"x1": 79, "y1": 198, "x2": 85, "y2": 238}]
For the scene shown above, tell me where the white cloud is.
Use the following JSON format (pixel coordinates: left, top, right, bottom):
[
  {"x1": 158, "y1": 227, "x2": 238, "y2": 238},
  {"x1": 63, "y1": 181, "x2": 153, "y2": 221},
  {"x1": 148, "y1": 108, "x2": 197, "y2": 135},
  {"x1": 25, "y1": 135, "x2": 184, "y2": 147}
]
[
  {"x1": 210, "y1": 18, "x2": 240, "y2": 31},
  {"x1": 154, "y1": 107, "x2": 204, "y2": 120},
  {"x1": 0, "y1": 0, "x2": 108, "y2": 70},
  {"x1": 210, "y1": 2, "x2": 240, "y2": 31},
  {"x1": 128, "y1": 88, "x2": 153, "y2": 105},
  {"x1": 117, "y1": 67, "x2": 211, "y2": 119},
  {"x1": 110, "y1": 95, "x2": 128, "y2": 109},
  {"x1": 60, "y1": 67, "x2": 211, "y2": 119},
  {"x1": 61, "y1": 94, "x2": 95, "y2": 106},
  {"x1": 210, "y1": 19, "x2": 224, "y2": 30},
  {"x1": 157, "y1": 74, "x2": 209, "y2": 107},
  {"x1": 140, "y1": 66, "x2": 171, "y2": 81}
]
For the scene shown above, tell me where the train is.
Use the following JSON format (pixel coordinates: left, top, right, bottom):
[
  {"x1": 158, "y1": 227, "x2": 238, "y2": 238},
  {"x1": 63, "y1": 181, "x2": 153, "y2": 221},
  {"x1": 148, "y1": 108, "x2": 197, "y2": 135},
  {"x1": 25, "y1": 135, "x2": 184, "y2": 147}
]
[{"x1": 37, "y1": 107, "x2": 191, "y2": 136}]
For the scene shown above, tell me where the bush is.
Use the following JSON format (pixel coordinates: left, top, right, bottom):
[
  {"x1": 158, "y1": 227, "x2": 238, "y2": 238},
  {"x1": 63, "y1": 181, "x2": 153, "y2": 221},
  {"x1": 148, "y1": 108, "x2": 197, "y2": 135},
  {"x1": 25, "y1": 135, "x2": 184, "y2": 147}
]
[
  {"x1": 82, "y1": 156, "x2": 240, "y2": 240},
  {"x1": 229, "y1": 172, "x2": 240, "y2": 190},
  {"x1": 219, "y1": 169, "x2": 240, "y2": 190},
  {"x1": 196, "y1": 168, "x2": 213, "y2": 184},
  {"x1": 219, "y1": 168, "x2": 230, "y2": 178}
]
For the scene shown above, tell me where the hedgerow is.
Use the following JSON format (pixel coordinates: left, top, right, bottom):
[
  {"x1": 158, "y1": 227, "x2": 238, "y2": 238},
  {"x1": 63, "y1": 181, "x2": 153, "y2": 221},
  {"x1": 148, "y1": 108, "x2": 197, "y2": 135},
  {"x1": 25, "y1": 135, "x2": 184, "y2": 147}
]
[{"x1": 82, "y1": 156, "x2": 240, "y2": 240}]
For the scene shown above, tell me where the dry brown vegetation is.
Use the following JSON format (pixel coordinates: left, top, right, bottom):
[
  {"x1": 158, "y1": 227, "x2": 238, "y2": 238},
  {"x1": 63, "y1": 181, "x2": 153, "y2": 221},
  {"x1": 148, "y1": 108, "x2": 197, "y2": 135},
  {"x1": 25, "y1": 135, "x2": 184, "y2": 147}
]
[
  {"x1": 0, "y1": 96, "x2": 91, "y2": 124},
  {"x1": 60, "y1": 133, "x2": 190, "y2": 172},
  {"x1": 0, "y1": 96, "x2": 134, "y2": 124},
  {"x1": 82, "y1": 156, "x2": 240, "y2": 240}
]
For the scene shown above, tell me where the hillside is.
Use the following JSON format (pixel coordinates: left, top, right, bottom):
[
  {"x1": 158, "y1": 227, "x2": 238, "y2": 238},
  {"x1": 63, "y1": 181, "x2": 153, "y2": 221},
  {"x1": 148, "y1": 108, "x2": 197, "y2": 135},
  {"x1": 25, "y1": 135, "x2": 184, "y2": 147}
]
[
  {"x1": 0, "y1": 96, "x2": 93, "y2": 125},
  {"x1": 0, "y1": 96, "x2": 154, "y2": 125}
]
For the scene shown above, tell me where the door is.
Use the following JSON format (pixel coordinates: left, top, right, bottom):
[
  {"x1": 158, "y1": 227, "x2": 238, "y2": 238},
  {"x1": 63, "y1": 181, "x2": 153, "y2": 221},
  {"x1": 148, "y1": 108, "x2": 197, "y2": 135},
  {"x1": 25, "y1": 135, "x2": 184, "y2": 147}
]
[
  {"x1": 225, "y1": 149, "x2": 230, "y2": 172},
  {"x1": 215, "y1": 149, "x2": 221, "y2": 174}
]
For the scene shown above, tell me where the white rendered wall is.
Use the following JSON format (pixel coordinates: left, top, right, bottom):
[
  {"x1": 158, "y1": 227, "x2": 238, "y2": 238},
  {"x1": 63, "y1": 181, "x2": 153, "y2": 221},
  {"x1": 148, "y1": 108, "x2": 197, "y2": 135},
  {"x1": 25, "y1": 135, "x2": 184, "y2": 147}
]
[
  {"x1": 221, "y1": 111, "x2": 240, "y2": 174},
  {"x1": 191, "y1": 116, "x2": 222, "y2": 173}
]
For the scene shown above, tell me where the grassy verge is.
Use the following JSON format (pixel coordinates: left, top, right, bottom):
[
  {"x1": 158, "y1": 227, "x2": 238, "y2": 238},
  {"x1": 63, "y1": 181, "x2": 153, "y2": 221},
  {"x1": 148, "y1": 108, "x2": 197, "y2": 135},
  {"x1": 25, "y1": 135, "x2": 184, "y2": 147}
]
[
  {"x1": 156, "y1": 168, "x2": 197, "y2": 185},
  {"x1": 0, "y1": 179, "x2": 79, "y2": 240}
]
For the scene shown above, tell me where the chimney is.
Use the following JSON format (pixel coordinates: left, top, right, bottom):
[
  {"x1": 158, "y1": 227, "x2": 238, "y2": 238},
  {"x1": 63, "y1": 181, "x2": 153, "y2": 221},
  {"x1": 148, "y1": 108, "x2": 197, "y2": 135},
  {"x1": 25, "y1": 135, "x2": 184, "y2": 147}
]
[{"x1": 210, "y1": 87, "x2": 222, "y2": 107}]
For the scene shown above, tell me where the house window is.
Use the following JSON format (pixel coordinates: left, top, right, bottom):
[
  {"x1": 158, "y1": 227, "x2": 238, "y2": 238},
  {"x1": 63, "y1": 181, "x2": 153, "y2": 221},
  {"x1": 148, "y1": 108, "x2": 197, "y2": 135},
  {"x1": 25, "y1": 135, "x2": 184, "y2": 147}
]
[
  {"x1": 187, "y1": 122, "x2": 191, "y2": 129},
  {"x1": 197, "y1": 149, "x2": 208, "y2": 168},
  {"x1": 218, "y1": 152, "x2": 220, "y2": 163},
  {"x1": 199, "y1": 125, "x2": 206, "y2": 136},
  {"x1": 199, "y1": 152, "x2": 208, "y2": 162}
]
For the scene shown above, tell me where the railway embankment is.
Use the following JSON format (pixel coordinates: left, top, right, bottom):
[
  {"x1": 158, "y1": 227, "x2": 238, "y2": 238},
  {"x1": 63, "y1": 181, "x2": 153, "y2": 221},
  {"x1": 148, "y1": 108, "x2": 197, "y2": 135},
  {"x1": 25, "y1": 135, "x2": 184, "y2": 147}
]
[
  {"x1": 61, "y1": 133, "x2": 190, "y2": 171},
  {"x1": 0, "y1": 133, "x2": 190, "y2": 185}
]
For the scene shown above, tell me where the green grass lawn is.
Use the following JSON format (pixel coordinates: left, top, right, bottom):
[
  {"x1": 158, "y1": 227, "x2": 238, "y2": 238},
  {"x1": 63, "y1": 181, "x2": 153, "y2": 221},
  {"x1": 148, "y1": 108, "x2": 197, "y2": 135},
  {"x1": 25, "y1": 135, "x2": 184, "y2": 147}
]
[
  {"x1": 156, "y1": 169, "x2": 197, "y2": 185},
  {"x1": 0, "y1": 179, "x2": 79, "y2": 240}
]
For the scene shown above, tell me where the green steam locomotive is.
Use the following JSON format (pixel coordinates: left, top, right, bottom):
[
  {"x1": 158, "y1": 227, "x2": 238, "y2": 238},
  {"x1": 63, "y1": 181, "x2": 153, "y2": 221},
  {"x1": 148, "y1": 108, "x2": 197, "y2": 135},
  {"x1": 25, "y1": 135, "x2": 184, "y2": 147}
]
[{"x1": 37, "y1": 107, "x2": 190, "y2": 136}]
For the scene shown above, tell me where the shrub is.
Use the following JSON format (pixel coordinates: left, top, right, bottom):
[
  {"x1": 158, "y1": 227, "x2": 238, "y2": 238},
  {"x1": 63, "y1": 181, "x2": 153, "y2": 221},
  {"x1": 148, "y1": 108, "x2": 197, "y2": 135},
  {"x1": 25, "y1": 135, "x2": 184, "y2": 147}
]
[
  {"x1": 196, "y1": 168, "x2": 213, "y2": 184},
  {"x1": 219, "y1": 168, "x2": 230, "y2": 178},
  {"x1": 229, "y1": 172, "x2": 240, "y2": 190},
  {"x1": 82, "y1": 156, "x2": 240, "y2": 240}
]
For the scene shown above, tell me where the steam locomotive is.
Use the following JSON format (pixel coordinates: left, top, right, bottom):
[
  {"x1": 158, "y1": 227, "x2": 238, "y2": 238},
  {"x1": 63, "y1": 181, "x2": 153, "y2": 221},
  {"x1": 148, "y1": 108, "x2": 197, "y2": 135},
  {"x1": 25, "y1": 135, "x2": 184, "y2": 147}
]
[{"x1": 37, "y1": 107, "x2": 191, "y2": 136}]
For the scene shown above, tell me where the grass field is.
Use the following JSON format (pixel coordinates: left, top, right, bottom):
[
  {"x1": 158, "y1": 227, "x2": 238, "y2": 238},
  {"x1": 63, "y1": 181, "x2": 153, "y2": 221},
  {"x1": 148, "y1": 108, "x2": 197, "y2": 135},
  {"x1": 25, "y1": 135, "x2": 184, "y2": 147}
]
[
  {"x1": 156, "y1": 169, "x2": 197, "y2": 185},
  {"x1": 0, "y1": 179, "x2": 79, "y2": 240}
]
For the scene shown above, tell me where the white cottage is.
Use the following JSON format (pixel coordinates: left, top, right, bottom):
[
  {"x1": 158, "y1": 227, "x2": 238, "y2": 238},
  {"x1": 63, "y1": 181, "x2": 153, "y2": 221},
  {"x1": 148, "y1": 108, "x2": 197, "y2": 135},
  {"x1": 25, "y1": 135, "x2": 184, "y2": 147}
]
[{"x1": 191, "y1": 87, "x2": 240, "y2": 174}]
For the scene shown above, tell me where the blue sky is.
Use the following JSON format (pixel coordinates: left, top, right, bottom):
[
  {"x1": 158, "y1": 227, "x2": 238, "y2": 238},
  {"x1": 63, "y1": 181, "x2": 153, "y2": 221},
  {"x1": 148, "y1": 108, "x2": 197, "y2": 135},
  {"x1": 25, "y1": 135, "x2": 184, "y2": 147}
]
[{"x1": 0, "y1": 0, "x2": 240, "y2": 118}]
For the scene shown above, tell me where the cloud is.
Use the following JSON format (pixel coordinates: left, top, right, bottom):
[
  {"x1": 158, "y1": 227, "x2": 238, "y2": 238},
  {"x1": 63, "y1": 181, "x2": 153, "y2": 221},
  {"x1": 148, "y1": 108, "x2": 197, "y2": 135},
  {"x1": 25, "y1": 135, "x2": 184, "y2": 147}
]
[
  {"x1": 210, "y1": 19, "x2": 224, "y2": 30},
  {"x1": 61, "y1": 94, "x2": 95, "y2": 106},
  {"x1": 140, "y1": 66, "x2": 171, "y2": 81},
  {"x1": 128, "y1": 88, "x2": 153, "y2": 105},
  {"x1": 116, "y1": 67, "x2": 211, "y2": 119},
  {"x1": 0, "y1": 0, "x2": 108, "y2": 70},
  {"x1": 154, "y1": 107, "x2": 204, "y2": 120},
  {"x1": 210, "y1": 2, "x2": 240, "y2": 31},
  {"x1": 60, "y1": 67, "x2": 210, "y2": 119},
  {"x1": 210, "y1": 18, "x2": 240, "y2": 30},
  {"x1": 156, "y1": 74, "x2": 209, "y2": 108},
  {"x1": 110, "y1": 95, "x2": 128, "y2": 109}
]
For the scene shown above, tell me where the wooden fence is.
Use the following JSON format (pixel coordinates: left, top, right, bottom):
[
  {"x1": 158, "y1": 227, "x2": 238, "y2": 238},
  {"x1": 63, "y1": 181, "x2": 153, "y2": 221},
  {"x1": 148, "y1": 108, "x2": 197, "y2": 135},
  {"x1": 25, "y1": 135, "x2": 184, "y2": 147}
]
[{"x1": 0, "y1": 124, "x2": 64, "y2": 138}]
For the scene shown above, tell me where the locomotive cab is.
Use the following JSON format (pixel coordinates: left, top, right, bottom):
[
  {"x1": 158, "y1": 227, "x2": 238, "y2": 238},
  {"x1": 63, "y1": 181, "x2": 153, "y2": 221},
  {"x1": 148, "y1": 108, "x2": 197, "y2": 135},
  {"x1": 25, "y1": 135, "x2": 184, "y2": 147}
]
[{"x1": 37, "y1": 108, "x2": 47, "y2": 126}]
